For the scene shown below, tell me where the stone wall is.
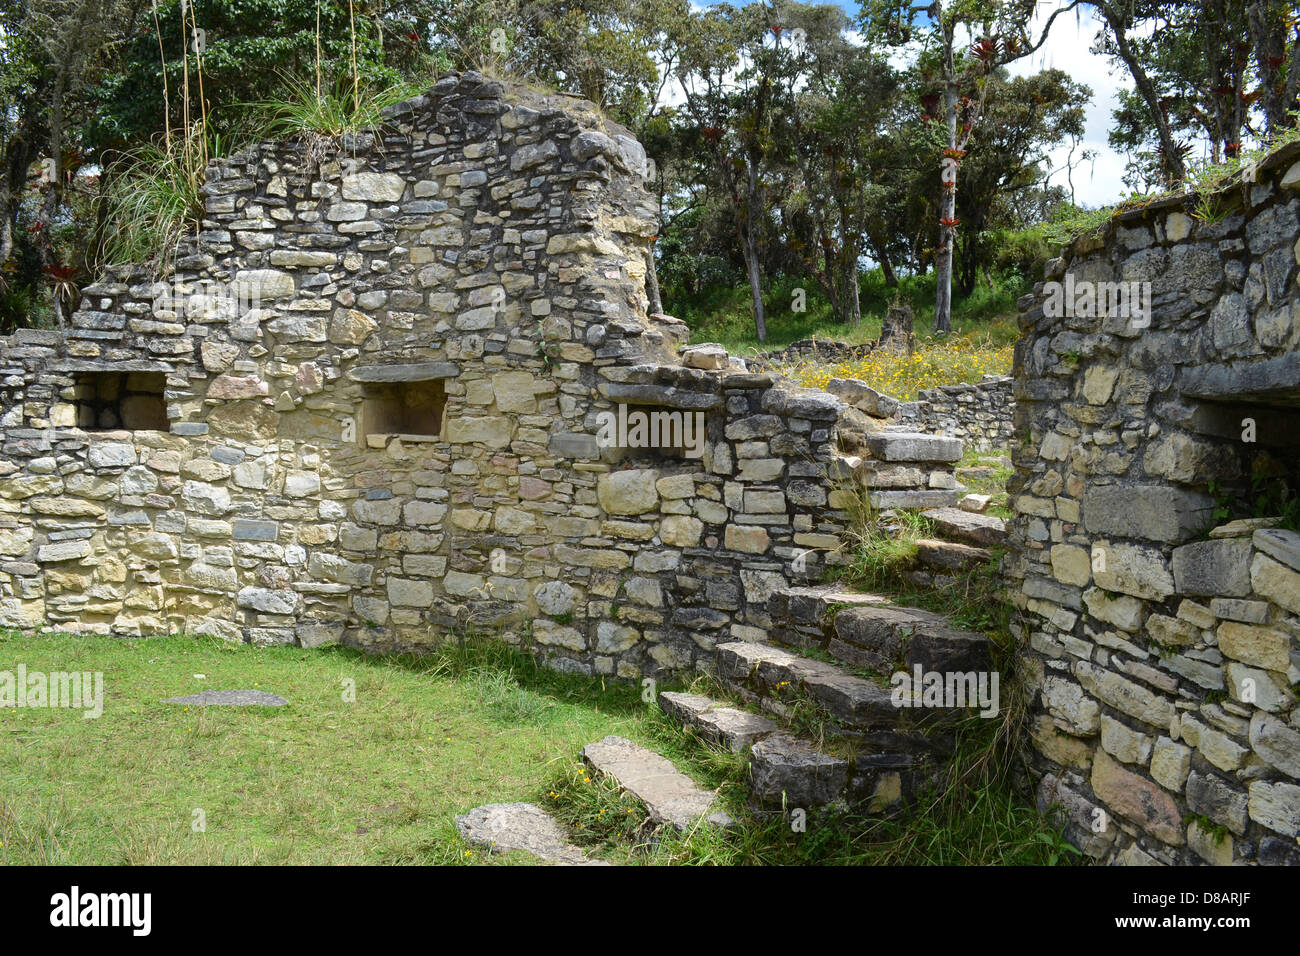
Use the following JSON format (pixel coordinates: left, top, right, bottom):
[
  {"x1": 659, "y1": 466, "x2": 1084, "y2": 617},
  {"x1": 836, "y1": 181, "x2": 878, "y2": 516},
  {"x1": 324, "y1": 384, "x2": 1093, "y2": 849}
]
[
  {"x1": 0, "y1": 73, "x2": 871, "y2": 677},
  {"x1": 757, "y1": 338, "x2": 877, "y2": 367},
  {"x1": 1008, "y1": 141, "x2": 1300, "y2": 865},
  {"x1": 902, "y1": 376, "x2": 1014, "y2": 451}
]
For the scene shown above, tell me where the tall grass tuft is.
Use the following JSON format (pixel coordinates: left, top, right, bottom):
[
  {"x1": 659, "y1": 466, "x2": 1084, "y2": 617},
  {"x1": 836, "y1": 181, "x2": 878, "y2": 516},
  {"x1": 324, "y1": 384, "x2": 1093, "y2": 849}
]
[
  {"x1": 252, "y1": 71, "x2": 420, "y2": 155},
  {"x1": 97, "y1": 123, "x2": 219, "y2": 268}
]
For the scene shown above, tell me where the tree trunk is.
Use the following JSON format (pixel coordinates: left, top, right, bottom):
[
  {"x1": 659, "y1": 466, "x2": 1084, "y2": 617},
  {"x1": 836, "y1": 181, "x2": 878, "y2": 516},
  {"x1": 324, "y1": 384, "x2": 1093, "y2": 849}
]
[
  {"x1": 743, "y1": 236, "x2": 766, "y2": 342},
  {"x1": 1246, "y1": 0, "x2": 1298, "y2": 136},
  {"x1": 0, "y1": 135, "x2": 38, "y2": 267},
  {"x1": 1094, "y1": 1, "x2": 1186, "y2": 183},
  {"x1": 849, "y1": 259, "x2": 861, "y2": 324},
  {"x1": 934, "y1": 42, "x2": 957, "y2": 336},
  {"x1": 869, "y1": 231, "x2": 897, "y2": 287}
]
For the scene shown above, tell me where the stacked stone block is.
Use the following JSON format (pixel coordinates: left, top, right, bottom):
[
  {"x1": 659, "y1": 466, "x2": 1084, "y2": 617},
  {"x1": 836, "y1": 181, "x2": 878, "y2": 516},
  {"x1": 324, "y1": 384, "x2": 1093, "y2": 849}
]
[
  {"x1": 0, "y1": 73, "x2": 867, "y2": 679},
  {"x1": 1009, "y1": 141, "x2": 1300, "y2": 865}
]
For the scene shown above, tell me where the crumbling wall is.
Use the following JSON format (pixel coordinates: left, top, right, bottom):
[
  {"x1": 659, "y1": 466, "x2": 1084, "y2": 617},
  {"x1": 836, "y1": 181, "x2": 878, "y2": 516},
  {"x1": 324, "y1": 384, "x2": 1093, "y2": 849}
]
[
  {"x1": 902, "y1": 377, "x2": 1014, "y2": 451},
  {"x1": 0, "y1": 72, "x2": 868, "y2": 677},
  {"x1": 1009, "y1": 142, "x2": 1300, "y2": 865}
]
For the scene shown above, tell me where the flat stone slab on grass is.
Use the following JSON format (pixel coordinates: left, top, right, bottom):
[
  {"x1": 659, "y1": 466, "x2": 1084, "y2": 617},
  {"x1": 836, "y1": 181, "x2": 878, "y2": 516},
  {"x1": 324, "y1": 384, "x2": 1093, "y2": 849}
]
[
  {"x1": 658, "y1": 691, "x2": 779, "y2": 751},
  {"x1": 455, "y1": 802, "x2": 607, "y2": 866},
  {"x1": 163, "y1": 689, "x2": 288, "y2": 707},
  {"x1": 921, "y1": 506, "x2": 1007, "y2": 546},
  {"x1": 581, "y1": 735, "x2": 732, "y2": 830}
]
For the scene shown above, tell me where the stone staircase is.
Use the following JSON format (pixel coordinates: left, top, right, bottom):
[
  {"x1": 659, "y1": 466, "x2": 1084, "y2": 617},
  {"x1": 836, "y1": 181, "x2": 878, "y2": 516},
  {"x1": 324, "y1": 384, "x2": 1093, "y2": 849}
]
[
  {"x1": 643, "y1": 576, "x2": 999, "y2": 815},
  {"x1": 454, "y1": 416, "x2": 1014, "y2": 851},
  {"x1": 647, "y1": 457, "x2": 1011, "y2": 818}
]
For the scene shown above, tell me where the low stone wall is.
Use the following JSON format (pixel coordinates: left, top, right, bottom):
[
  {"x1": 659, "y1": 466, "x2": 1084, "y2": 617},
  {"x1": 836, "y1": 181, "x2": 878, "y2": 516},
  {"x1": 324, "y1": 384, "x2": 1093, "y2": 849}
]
[
  {"x1": 1008, "y1": 141, "x2": 1300, "y2": 865},
  {"x1": 758, "y1": 338, "x2": 876, "y2": 367},
  {"x1": 902, "y1": 376, "x2": 1014, "y2": 451}
]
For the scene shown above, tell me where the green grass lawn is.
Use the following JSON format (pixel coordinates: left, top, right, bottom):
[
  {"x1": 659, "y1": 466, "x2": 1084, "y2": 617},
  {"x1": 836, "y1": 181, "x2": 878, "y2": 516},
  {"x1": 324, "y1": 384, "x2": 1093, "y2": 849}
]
[
  {"x1": 1, "y1": 625, "x2": 1072, "y2": 866},
  {"x1": 0, "y1": 630, "x2": 654, "y2": 865}
]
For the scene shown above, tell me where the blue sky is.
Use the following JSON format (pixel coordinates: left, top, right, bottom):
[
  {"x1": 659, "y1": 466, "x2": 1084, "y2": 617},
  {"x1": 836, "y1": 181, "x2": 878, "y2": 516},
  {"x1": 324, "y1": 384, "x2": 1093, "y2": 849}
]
[{"x1": 700, "y1": 1, "x2": 1135, "y2": 207}]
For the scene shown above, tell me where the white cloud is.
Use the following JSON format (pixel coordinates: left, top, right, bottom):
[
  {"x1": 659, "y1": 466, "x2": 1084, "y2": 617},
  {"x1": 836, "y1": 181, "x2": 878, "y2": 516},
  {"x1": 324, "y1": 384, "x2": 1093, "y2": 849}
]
[{"x1": 1007, "y1": 5, "x2": 1133, "y2": 207}]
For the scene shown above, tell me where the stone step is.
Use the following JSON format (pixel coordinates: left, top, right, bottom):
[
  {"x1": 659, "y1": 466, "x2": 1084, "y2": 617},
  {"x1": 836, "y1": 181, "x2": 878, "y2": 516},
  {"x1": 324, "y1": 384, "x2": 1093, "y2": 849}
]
[
  {"x1": 657, "y1": 690, "x2": 927, "y2": 813},
  {"x1": 748, "y1": 734, "x2": 927, "y2": 812},
  {"x1": 768, "y1": 583, "x2": 992, "y2": 681},
  {"x1": 862, "y1": 431, "x2": 963, "y2": 463},
  {"x1": 869, "y1": 489, "x2": 963, "y2": 510},
  {"x1": 658, "y1": 691, "x2": 779, "y2": 752},
  {"x1": 831, "y1": 605, "x2": 992, "y2": 677},
  {"x1": 922, "y1": 506, "x2": 1007, "y2": 546},
  {"x1": 714, "y1": 640, "x2": 906, "y2": 733},
  {"x1": 455, "y1": 802, "x2": 609, "y2": 865},
  {"x1": 580, "y1": 735, "x2": 732, "y2": 830},
  {"x1": 914, "y1": 538, "x2": 991, "y2": 571},
  {"x1": 767, "y1": 584, "x2": 889, "y2": 630}
]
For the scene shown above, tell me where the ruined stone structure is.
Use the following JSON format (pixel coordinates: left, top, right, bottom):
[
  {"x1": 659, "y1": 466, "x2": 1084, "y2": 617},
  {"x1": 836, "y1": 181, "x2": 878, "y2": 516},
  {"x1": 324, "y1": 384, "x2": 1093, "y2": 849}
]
[
  {"x1": 903, "y1": 377, "x2": 1014, "y2": 452},
  {"x1": 1010, "y1": 143, "x2": 1300, "y2": 865},
  {"x1": 0, "y1": 73, "x2": 903, "y2": 677}
]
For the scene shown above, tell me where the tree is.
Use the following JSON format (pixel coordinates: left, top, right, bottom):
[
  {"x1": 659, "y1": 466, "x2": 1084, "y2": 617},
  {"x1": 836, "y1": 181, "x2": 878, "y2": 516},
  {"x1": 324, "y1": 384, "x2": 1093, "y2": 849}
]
[
  {"x1": 861, "y1": 0, "x2": 1085, "y2": 334},
  {"x1": 772, "y1": 1, "x2": 901, "y2": 323},
  {"x1": 674, "y1": 2, "x2": 788, "y2": 341},
  {"x1": 0, "y1": 0, "x2": 141, "y2": 328},
  {"x1": 952, "y1": 68, "x2": 1089, "y2": 294}
]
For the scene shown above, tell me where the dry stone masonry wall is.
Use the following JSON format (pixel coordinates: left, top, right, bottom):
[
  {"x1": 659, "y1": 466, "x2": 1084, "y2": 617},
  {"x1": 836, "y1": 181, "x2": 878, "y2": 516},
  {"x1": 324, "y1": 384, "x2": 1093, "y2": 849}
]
[
  {"x1": 1009, "y1": 142, "x2": 1300, "y2": 866},
  {"x1": 0, "y1": 73, "x2": 883, "y2": 678},
  {"x1": 902, "y1": 377, "x2": 1014, "y2": 452}
]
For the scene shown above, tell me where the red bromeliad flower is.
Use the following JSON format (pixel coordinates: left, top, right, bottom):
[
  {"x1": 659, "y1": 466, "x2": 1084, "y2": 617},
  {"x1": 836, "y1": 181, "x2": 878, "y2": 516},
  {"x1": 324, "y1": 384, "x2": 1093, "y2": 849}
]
[
  {"x1": 942, "y1": 148, "x2": 965, "y2": 161},
  {"x1": 970, "y1": 36, "x2": 997, "y2": 65},
  {"x1": 939, "y1": 217, "x2": 960, "y2": 229}
]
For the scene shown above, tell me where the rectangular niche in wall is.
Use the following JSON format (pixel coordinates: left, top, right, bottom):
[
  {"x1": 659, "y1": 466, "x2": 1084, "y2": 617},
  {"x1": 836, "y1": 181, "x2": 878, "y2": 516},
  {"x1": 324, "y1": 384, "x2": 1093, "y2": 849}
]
[
  {"x1": 361, "y1": 379, "x2": 447, "y2": 442},
  {"x1": 73, "y1": 371, "x2": 168, "y2": 431}
]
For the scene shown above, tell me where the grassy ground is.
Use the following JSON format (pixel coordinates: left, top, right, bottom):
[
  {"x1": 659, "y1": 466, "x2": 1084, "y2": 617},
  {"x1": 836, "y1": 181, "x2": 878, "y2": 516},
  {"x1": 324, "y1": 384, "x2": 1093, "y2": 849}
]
[
  {"x1": 785, "y1": 320, "x2": 1015, "y2": 401},
  {"x1": 0, "y1": 631, "x2": 653, "y2": 865},
  {"x1": 1, "y1": 621, "x2": 1075, "y2": 866}
]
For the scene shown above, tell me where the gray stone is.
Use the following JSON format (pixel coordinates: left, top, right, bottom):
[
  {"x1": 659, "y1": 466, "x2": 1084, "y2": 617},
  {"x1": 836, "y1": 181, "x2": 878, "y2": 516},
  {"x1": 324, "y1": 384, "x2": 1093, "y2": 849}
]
[
  {"x1": 347, "y1": 362, "x2": 459, "y2": 382},
  {"x1": 921, "y1": 507, "x2": 1007, "y2": 546},
  {"x1": 748, "y1": 733, "x2": 849, "y2": 809},
  {"x1": 236, "y1": 586, "x2": 299, "y2": 615},
  {"x1": 658, "y1": 691, "x2": 778, "y2": 752},
  {"x1": 1171, "y1": 538, "x2": 1253, "y2": 596},
  {"x1": 1082, "y1": 485, "x2": 1214, "y2": 544},
  {"x1": 863, "y1": 431, "x2": 962, "y2": 462},
  {"x1": 581, "y1": 735, "x2": 732, "y2": 830},
  {"x1": 163, "y1": 689, "x2": 288, "y2": 706},
  {"x1": 1253, "y1": 527, "x2": 1300, "y2": 573},
  {"x1": 454, "y1": 802, "x2": 606, "y2": 865}
]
